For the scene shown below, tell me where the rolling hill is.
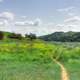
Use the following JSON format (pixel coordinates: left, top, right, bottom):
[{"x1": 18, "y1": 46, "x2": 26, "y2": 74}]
[{"x1": 39, "y1": 31, "x2": 80, "y2": 42}]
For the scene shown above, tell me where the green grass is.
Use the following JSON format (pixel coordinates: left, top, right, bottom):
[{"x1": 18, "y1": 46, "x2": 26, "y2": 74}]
[
  {"x1": 0, "y1": 61, "x2": 61, "y2": 80},
  {"x1": 64, "y1": 62, "x2": 80, "y2": 80},
  {"x1": 0, "y1": 39, "x2": 61, "y2": 80},
  {"x1": 0, "y1": 39, "x2": 80, "y2": 80}
]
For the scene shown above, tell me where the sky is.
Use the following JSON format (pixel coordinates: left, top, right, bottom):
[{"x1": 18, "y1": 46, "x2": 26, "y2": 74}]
[{"x1": 0, "y1": 0, "x2": 80, "y2": 36}]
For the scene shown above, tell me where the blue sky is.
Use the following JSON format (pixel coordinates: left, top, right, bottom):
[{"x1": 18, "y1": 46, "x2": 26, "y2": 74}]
[
  {"x1": 0, "y1": 0, "x2": 78, "y2": 22},
  {"x1": 0, "y1": 0, "x2": 80, "y2": 36}
]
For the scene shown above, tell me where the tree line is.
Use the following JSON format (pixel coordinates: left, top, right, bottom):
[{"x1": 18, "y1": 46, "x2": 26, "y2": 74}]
[
  {"x1": 1, "y1": 31, "x2": 80, "y2": 42},
  {"x1": 0, "y1": 31, "x2": 37, "y2": 40}
]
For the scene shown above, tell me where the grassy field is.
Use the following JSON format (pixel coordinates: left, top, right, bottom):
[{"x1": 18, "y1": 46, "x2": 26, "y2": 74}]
[
  {"x1": 0, "y1": 39, "x2": 80, "y2": 80},
  {"x1": 64, "y1": 62, "x2": 80, "y2": 80},
  {"x1": 0, "y1": 39, "x2": 61, "y2": 80},
  {"x1": 0, "y1": 61, "x2": 61, "y2": 80}
]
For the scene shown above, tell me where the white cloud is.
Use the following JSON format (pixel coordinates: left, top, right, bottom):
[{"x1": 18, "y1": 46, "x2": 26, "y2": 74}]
[
  {"x1": 0, "y1": 10, "x2": 80, "y2": 36},
  {"x1": 57, "y1": 7, "x2": 75, "y2": 12},
  {"x1": 15, "y1": 18, "x2": 41, "y2": 27},
  {"x1": 15, "y1": 21, "x2": 26, "y2": 26},
  {"x1": 64, "y1": 16, "x2": 80, "y2": 23},
  {"x1": 0, "y1": 21, "x2": 4, "y2": 25},
  {"x1": 55, "y1": 6, "x2": 80, "y2": 33},
  {"x1": 0, "y1": 12, "x2": 14, "y2": 21},
  {"x1": 0, "y1": 12, "x2": 15, "y2": 32},
  {"x1": 0, "y1": 20, "x2": 12, "y2": 32},
  {"x1": 54, "y1": 14, "x2": 80, "y2": 32},
  {"x1": 33, "y1": 18, "x2": 41, "y2": 26}
]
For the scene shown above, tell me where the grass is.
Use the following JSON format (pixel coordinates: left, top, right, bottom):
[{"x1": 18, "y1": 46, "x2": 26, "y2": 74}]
[
  {"x1": 64, "y1": 62, "x2": 80, "y2": 80},
  {"x1": 0, "y1": 61, "x2": 61, "y2": 80},
  {"x1": 0, "y1": 39, "x2": 80, "y2": 80},
  {"x1": 0, "y1": 39, "x2": 61, "y2": 80}
]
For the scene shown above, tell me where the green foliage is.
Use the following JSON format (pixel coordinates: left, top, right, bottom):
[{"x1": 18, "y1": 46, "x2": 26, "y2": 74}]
[
  {"x1": 25, "y1": 33, "x2": 37, "y2": 41},
  {"x1": 8, "y1": 33, "x2": 23, "y2": 40}
]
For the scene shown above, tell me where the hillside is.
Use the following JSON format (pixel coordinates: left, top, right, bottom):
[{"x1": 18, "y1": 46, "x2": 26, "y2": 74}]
[{"x1": 39, "y1": 31, "x2": 80, "y2": 42}]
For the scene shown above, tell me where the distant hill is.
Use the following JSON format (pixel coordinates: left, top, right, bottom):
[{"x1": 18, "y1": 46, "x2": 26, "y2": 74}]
[{"x1": 39, "y1": 31, "x2": 80, "y2": 42}]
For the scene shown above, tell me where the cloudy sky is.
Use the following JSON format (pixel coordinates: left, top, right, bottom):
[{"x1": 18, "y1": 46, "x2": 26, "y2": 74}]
[{"x1": 0, "y1": 0, "x2": 80, "y2": 36}]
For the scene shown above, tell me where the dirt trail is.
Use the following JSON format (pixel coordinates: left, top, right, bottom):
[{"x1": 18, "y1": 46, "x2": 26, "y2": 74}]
[{"x1": 51, "y1": 58, "x2": 69, "y2": 80}]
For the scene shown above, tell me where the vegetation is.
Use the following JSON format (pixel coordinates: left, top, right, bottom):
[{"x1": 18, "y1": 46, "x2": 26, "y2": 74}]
[
  {"x1": 8, "y1": 33, "x2": 23, "y2": 40},
  {"x1": 0, "y1": 39, "x2": 61, "y2": 80},
  {"x1": 25, "y1": 33, "x2": 37, "y2": 40},
  {"x1": 40, "y1": 31, "x2": 80, "y2": 42},
  {"x1": 0, "y1": 31, "x2": 4, "y2": 40},
  {"x1": 0, "y1": 31, "x2": 79, "y2": 80}
]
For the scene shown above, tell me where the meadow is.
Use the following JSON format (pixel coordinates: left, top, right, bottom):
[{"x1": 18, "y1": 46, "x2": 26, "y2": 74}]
[{"x1": 0, "y1": 39, "x2": 80, "y2": 80}]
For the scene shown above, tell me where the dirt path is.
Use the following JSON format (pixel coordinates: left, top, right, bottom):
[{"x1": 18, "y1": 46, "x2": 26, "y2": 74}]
[{"x1": 51, "y1": 57, "x2": 69, "y2": 80}]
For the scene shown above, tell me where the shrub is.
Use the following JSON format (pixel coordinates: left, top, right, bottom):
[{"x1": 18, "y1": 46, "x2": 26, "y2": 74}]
[
  {"x1": 25, "y1": 33, "x2": 37, "y2": 40},
  {"x1": 0, "y1": 31, "x2": 4, "y2": 40},
  {"x1": 8, "y1": 33, "x2": 22, "y2": 40}
]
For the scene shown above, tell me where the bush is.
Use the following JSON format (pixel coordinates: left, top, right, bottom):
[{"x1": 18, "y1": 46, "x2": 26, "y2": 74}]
[
  {"x1": 0, "y1": 31, "x2": 4, "y2": 40},
  {"x1": 25, "y1": 33, "x2": 37, "y2": 40},
  {"x1": 8, "y1": 33, "x2": 23, "y2": 40}
]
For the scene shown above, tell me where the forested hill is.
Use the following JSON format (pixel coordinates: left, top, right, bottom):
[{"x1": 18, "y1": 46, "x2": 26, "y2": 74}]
[
  {"x1": 39, "y1": 31, "x2": 80, "y2": 42},
  {"x1": 1, "y1": 31, "x2": 80, "y2": 42}
]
